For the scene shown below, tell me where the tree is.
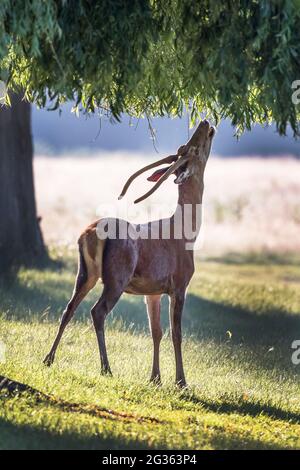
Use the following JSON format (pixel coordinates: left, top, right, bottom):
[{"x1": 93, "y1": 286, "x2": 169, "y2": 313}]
[
  {"x1": 0, "y1": 0, "x2": 299, "y2": 272},
  {"x1": 0, "y1": 94, "x2": 45, "y2": 273}
]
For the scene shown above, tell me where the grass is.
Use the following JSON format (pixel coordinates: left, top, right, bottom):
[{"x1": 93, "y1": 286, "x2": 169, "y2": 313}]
[{"x1": 0, "y1": 248, "x2": 300, "y2": 450}]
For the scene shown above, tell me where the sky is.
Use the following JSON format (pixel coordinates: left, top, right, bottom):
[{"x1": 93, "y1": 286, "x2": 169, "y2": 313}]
[{"x1": 32, "y1": 103, "x2": 300, "y2": 157}]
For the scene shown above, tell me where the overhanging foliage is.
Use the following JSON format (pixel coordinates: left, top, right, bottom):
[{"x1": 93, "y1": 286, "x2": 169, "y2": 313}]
[{"x1": 0, "y1": 0, "x2": 299, "y2": 134}]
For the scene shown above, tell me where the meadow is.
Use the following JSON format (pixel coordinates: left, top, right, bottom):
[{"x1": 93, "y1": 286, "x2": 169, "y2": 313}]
[
  {"x1": 0, "y1": 155, "x2": 300, "y2": 450},
  {"x1": 34, "y1": 153, "x2": 300, "y2": 254}
]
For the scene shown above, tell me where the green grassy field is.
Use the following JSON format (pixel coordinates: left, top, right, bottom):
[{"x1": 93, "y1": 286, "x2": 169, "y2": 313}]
[{"x1": 0, "y1": 249, "x2": 300, "y2": 450}]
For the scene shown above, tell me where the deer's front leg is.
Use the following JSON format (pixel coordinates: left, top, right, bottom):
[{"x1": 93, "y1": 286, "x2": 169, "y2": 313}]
[
  {"x1": 169, "y1": 292, "x2": 187, "y2": 388},
  {"x1": 145, "y1": 295, "x2": 162, "y2": 384}
]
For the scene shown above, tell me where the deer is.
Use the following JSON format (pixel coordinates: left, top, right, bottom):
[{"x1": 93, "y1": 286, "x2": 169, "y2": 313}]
[{"x1": 43, "y1": 119, "x2": 215, "y2": 387}]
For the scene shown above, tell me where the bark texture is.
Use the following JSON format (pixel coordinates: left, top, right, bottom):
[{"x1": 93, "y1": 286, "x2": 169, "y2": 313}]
[{"x1": 0, "y1": 94, "x2": 46, "y2": 274}]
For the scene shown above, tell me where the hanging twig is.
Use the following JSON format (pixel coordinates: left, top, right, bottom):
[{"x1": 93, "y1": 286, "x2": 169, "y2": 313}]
[{"x1": 146, "y1": 113, "x2": 159, "y2": 153}]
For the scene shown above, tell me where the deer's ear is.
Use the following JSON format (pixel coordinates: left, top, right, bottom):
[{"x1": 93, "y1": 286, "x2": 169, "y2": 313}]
[{"x1": 147, "y1": 166, "x2": 170, "y2": 182}]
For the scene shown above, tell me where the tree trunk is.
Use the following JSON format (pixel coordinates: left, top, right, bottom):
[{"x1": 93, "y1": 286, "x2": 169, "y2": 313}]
[{"x1": 0, "y1": 93, "x2": 46, "y2": 274}]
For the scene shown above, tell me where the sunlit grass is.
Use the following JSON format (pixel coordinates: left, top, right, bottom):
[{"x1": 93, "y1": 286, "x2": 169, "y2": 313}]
[{"x1": 0, "y1": 249, "x2": 300, "y2": 449}]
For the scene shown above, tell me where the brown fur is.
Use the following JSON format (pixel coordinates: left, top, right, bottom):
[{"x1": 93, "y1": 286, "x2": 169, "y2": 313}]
[
  {"x1": 44, "y1": 120, "x2": 215, "y2": 387},
  {"x1": 78, "y1": 221, "x2": 106, "y2": 281}
]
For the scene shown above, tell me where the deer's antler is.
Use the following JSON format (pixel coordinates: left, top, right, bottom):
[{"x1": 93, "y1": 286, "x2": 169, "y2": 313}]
[
  {"x1": 118, "y1": 154, "x2": 179, "y2": 200},
  {"x1": 133, "y1": 154, "x2": 190, "y2": 204}
]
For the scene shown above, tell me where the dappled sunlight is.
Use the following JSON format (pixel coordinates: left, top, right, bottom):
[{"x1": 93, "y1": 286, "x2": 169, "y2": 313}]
[
  {"x1": 1, "y1": 153, "x2": 299, "y2": 450},
  {"x1": 1, "y1": 252, "x2": 300, "y2": 449}
]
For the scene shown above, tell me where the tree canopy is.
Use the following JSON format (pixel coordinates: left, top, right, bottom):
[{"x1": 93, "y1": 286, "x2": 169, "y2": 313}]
[{"x1": 0, "y1": 0, "x2": 299, "y2": 135}]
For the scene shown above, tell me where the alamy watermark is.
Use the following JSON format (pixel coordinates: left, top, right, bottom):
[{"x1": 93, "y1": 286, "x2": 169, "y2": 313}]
[
  {"x1": 0, "y1": 80, "x2": 6, "y2": 105},
  {"x1": 291, "y1": 340, "x2": 300, "y2": 365},
  {"x1": 95, "y1": 202, "x2": 203, "y2": 251},
  {"x1": 291, "y1": 80, "x2": 300, "y2": 105}
]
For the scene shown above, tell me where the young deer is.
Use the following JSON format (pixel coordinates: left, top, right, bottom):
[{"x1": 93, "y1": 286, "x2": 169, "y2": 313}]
[{"x1": 43, "y1": 119, "x2": 215, "y2": 387}]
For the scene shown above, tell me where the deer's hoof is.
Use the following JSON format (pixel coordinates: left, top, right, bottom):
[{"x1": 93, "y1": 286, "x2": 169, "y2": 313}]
[
  {"x1": 43, "y1": 353, "x2": 54, "y2": 367},
  {"x1": 150, "y1": 375, "x2": 162, "y2": 386},
  {"x1": 101, "y1": 367, "x2": 112, "y2": 376},
  {"x1": 176, "y1": 379, "x2": 188, "y2": 389}
]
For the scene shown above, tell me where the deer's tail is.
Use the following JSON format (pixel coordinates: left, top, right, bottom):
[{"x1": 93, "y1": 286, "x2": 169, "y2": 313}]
[{"x1": 77, "y1": 220, "x2": 106, "y2": 287}]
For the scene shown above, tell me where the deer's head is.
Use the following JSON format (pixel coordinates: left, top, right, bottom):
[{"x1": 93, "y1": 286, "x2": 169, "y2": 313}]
[{"x1": 118, "y1": 119, "x2": 215, "y2": 204}]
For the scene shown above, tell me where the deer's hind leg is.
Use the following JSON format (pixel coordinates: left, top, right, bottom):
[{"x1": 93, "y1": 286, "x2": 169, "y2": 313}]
[
  {"x1": 43, "y1": 228, "x2": 102, "y2": 366},
  {"x1": 145, "y1": 295, "x2": 162, "y2": 384},
  {"x1": 91, "y1": 285, "x2": 122, "y2": 375},
  {"x1": 91, "y1": 239, "x2": 137, "y2": 375},
  {"x1": 169, "y1": 291, "x2": 187, "y2": 388}
]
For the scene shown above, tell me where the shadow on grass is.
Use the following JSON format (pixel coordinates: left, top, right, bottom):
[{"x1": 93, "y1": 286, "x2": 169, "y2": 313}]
[
  {"x1": 184, "y1": 293, "x2": 300, "y2": 344},
  {"x1": 0, "y1": 375, "x2": 292, "y2": 450},
  {"x1": 0, "y1": 374, "x2": 161, "y2": 425},
  {"x1": 0, "y1": 414, "x2": 289, "y2": 450},
  {"x1": 1, "y1": 253, "x2": 64, "y2": 283},
  {"x1": 2, "y1": 266, "x2": 300, "y2": 344},
  {"x1": 0, "y1": 417, "x2": 151, "y2": 450},
  {"x1": 206, "y1": 251, "x2": 300, "y2": 266},
  {"x1": 207, "y1": 431, "x2": 289, "y2": 450},
  {"x1": 1, "y1": 256, "x2": 300, "y2": 376},
  {"x1": 181, "y1": 390, "x2": 300, "y2": 425}
]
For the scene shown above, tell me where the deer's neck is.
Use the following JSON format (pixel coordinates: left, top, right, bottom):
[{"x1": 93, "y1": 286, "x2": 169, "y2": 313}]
[
  {"x1": 177, "y1": 175, "x2": 204, "y2": 207},
  {"x1": 171, "y1": 175, "x2": 204, "y2": 242}
]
